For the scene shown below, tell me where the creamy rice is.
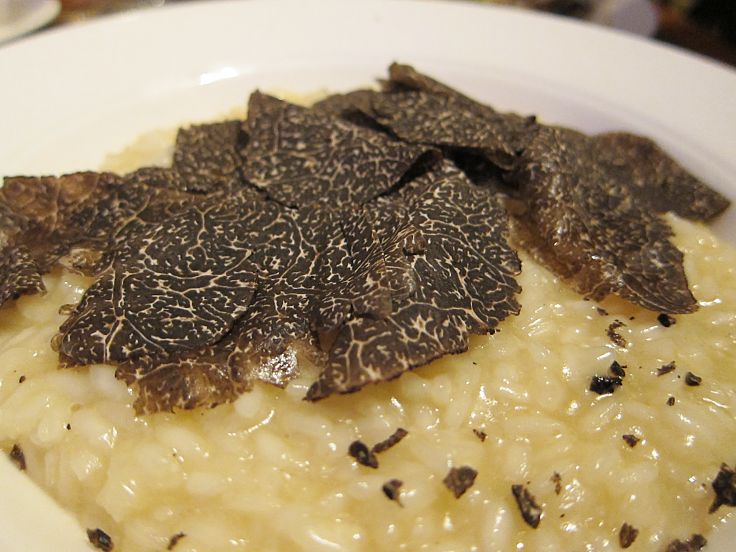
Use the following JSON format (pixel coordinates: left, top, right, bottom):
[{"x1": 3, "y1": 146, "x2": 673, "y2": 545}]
[{"x1": 0, "y1": 122, "x2": 734, "y2": 551}]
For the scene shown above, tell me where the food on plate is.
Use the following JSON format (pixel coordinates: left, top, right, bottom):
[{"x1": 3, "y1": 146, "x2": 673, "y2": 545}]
[{"x1": 0, "y1": 63, "x2": 734, "y2": 551}]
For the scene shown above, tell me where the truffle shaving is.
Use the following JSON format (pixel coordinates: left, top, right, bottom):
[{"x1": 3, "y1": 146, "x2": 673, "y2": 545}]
[
  {"x1": 242, "y1": 92, "x2": 431, "y2": 207},
  {"x1": 372, "y1": 428, "x2": 409, "y2": 454},
  {"x1": 367, "y1": 65, "x2": 536, "y2": 171},
  {"x1": 511, "y1": 483, "x2": 543, "y2": 528},
  {"x1": 57, "y1": 194, "x2": 260, "y2": 368},
  {"x1": 166, "y1": 532, "x2": 186, "y2": 550},
  {"x1": 172, "y1": 120, "x2": 247, "y2": 193},
  {"x1": 348, "y1": 440, "x2": 378, "y2": 469},
  {"x1": 9, "y1": 443, "x2": 26, "y2": 471},
  {"x1": 512, "y1": 126, "x2": 697, "y2": 314},
  {"x1": 87, "y1": 528, "x2": 114, "y2": 551},
  {"x1": 306, "y1": 161, "x2": 521, "y2": 400},
  {"x1": 0, "y1": 239, "x2": 45, "y2": 308},
  {"x1": 443, "y1": 466, "x2": 478, "y2": 498},
  {"x1": 664, "y1": 534, "x2": 707, "y2": 552},
  {"x1": 382, "y1": 479, "x2": 404, "y2": 506},
  {"x1": 709, "y1": 463, "x2": 736, "y2": 513},
  {"x1": 593, "y1": 132, "x2": 729, "y2": 221},
  {"x1": 618, "y1": 523, "x2": 639, "y2": 548}
]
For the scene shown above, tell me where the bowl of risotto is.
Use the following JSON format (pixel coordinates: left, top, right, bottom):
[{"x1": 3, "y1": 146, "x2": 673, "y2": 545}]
[{"x1": 0, "y1": 1, "x2": 735, "y2": 551}]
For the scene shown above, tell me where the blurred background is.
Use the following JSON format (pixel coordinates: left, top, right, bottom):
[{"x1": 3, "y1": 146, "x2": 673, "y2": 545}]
[{"x1": 1, "y1": 0, "x2": 735, "y2": 67}]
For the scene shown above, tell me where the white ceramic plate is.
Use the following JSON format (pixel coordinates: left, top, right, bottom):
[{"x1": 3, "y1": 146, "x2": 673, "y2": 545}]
[
  {"x1": 0, "y1": 1, "x2": 734, "y2": 550},
  {"x1": 0, "y1": 0, "x2": 59, "y2": 45}
]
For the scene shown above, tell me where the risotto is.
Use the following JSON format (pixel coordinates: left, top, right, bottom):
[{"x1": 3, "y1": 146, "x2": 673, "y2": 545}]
[{"x1": 1, "y1": 93, "x2": 735, "y2": 550}]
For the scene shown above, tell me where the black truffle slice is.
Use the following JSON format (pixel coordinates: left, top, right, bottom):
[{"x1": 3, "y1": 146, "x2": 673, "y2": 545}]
[
  {"x1": 370, "y1": 91, "x2": 534, "y2": 172},
  {"x1": 306, "y1": 160, "x2": 521, "y2": 400},
  {"x1": 0, "y1": 171, "x2": 195, "y2": 280},
  {"x1": 512, "y1": 126, "x2": 697, "y2": 314},
  {"x1": 0, "y1": 172, "x2": 112, "y2": 273},
  {"x1": 312, "y1": 89, "x2": 378, "y2": 118},
  {"x1": 370, "y1": 63, "x2": 537, "y2": 170},
  {"x1": 172, "y1": 120, "x2": 247, "y2": 193},
  {"x1": 312, "y1": 206, "x2": 393, "y2": 336},
  {"x1": 242, "y1": 92, "x2": 431, "y2": 208},
  {"x1": 593, "y1": 132, "x2": 729, "y2": 221},
  {"x1": 113, "y1": 326, "x2": 253, "y2": 413},
  {"x1": 385, "y1": 62, "x2": 468, "y2": 96},
  {"x1": 57, "y1": 193, "x2": 261, "y2": 368},
  {"x1": 367, "y1": 197, "x2": 425, "y2": 302},
  {"x1": 229, "y1": 203, "x2": 336, "y2": 366},
  {"x1": 0, "y1": 239, "x2": 45, "y2": 308},
  {"x1": 70, "y1": 174, "x2": 199, "y2": 276},
  {"x1": 311, "y1": 89, "x2": 385, "y2": 131}
]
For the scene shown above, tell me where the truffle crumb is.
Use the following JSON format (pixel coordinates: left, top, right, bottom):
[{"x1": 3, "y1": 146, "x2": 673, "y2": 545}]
[
  {"x1": 167, "y1": 532, "x2": 186, "y2": 550},
  {"x1": 606, "y1": 320, "x2": 628, "y2": 347},
  {"x1": 685, "y1": 372, "x2": 702, "y2": 386},
  {"x1": 9, "y1": 444, "x2": 26, "y2": 471},
  {"x1": 709, "y1": 463, "x2": 736, "y2": 513},
  {"x1": 473, "y1": 429, "x2": 487, "y2": 442},
  {"x1": 658, "y1": 313, "x2": 676, "y2": 327},
  {"x1": 65, "y1": 423, "x2": 71, "y2": 430},
  {"x1": 348, "y1": 440, "x2": 378, "y2": 469},
  {"x1": 619, "y1": 522, "x2": 639, "y2": 548},
  {"x1": 511, "y1": 484, "x2": 542, "y2": 528},
  {"x1": 667, "y1": 396, "x2": 676, "y2": 406},
  {"x1": 372, "y1": 428, "x2": 408, "y2": 454},
  {"x1": 596, "y1": 307, "x2": 609, "y2": 316},
  {"x1": 87, "y1": 528, "x2": 114, "y2": 552},
  {"x1": 382, "y1": 479, "x2": 404, "y2": 506},
  {"x1": 622, "y1": 434, "x2": 640, "y2": 447},
  {"x1": 609, "y1": 360, "x2": 627, "y2": 378},
  {"x1": 664, "y1": 534, "x2": 707, "y2": 552},
  {"x1": 551, "y1": 472, "x2": 562, "y2": 495},
  {"x1": 443, "y1": 466, "x2": 478, "y2": 498},
  {"x1": 657, "y1": 361, "x2": 677, "y2": 376},
  {"x1": 18, "y1": 375, "x2": 25, "y2": 383},
  {"x1": 589, "y1": 375, "x2": 623, "y2": 395}
]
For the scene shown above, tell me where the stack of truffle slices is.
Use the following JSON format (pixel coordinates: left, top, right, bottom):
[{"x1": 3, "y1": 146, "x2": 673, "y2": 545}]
[{"x1": 0, "y1": 63, "x2": 729, "y2": 414}]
